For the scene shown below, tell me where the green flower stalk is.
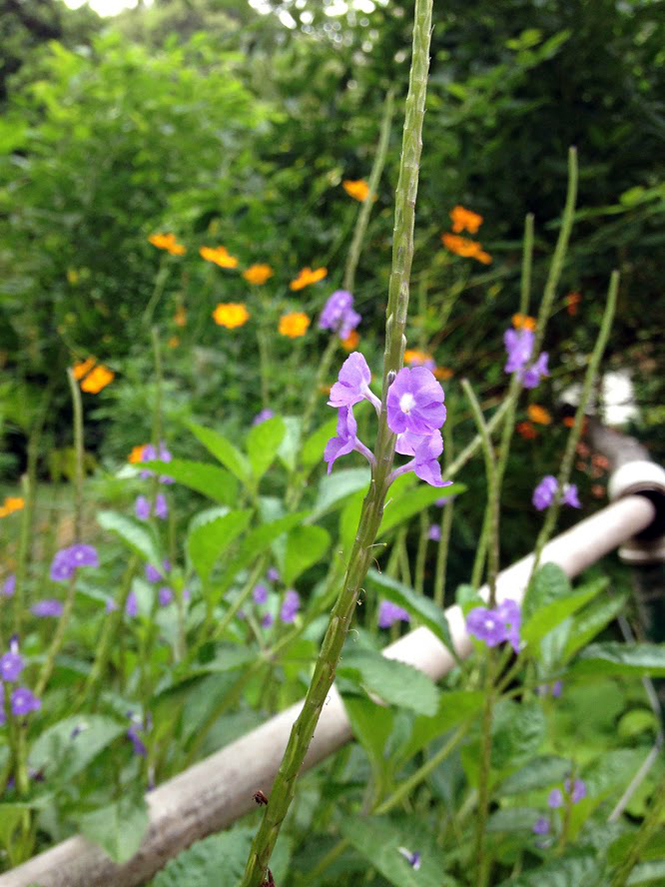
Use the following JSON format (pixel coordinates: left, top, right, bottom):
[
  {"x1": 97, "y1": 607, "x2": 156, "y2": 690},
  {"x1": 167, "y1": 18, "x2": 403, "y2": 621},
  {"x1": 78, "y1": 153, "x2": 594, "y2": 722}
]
[{"x1": 239, "y1": 2, "x2": 434, "y2": 883}]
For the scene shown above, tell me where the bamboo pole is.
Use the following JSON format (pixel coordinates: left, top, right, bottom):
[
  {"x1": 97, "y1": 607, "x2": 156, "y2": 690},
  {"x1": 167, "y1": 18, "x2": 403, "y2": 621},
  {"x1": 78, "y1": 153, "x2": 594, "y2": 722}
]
[{"x1": 0, "y1": 493, "x2": 656, "y2": 887}]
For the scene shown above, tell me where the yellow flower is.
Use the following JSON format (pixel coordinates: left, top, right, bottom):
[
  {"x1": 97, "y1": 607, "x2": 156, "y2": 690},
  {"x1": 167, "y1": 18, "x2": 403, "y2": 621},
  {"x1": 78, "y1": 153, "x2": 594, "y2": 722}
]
[
  {"x1": 279, "y1": 312, "x2": 310, "y2": 338},
  {"x1": 441, "y1": 233, "x2": 492, "y2": 264},
  {"x1": 149, "y1": 233, "x2": 186, "y2": 256},
  {"x1": 128, "y1": 444, "x2": 148, "y2": 464},
  {"x1": 243, "y1": 264, "x2": 274, "y2": 285},
  {"x1": 512, "y1": 313, "x2": 537, "y2": 332},
  {"x1": 449, "y1": 205, "x2": 483, "y2": 234},
  {"x1": 174, "y1": 305, "x2": 187, "y2": 327},
  {"x1": 200, "y1": 245, "x2": 238, "y2": 269},
  {"x1": 72, "y1": 357, "x2": 96, "y2": 380},
  {"x1": 343, "y1": 179, "x2": 371, "y2": 202},
  {"x1": 341, "y1": 330, "x2": 360, "y2": 351},
  {"x1": 0, "y1": 496, "x2": 25, "y2": 518},
  {"x1": 212, "y1": 303, "x2": 249, "y2": 329},
  {"x1": 289, "y1": 267, "x2": 327, "y2": 291},
  {"x1": 80, "y1": 365, "x2": 114, "y2": 394},
  {"x1": 527, "y1": 404, "x2": 552, "y2": 425},
  {"x1": 404, "y1": 348, "x2": 434, "y2": 367}
]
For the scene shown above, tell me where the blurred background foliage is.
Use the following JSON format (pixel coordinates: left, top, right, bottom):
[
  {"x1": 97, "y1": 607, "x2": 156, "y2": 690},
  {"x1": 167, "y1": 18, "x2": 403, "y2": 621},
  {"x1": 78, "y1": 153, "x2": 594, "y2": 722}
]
[{"x1": 0, "y1": 0, "x2": 663, "y2": 555}]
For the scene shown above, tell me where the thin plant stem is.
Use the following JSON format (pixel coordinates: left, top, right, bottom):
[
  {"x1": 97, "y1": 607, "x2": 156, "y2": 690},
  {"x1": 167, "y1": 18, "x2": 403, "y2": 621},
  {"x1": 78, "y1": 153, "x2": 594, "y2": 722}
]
[
  {"x1": 239, "y1": 3, "x2": 433, "y2": 882},
  {"x1": 475, "y1": 650, "x2": 497, "y2": 887},
  {"x1": 433, "y1": 412, "x2": 454, "y2": 609},
  {"x1": 143, "y1": 259, "x2": 169, "y2": 328},
  {"x1": 66, "y1": 368, "x2": 85, "y2": 540},
  {"x1": 414, "y1": 511, "x2": 428, "y2": 593},
  {"x1": 531, "y1": 271, "x2": 619, "y2": 572}
]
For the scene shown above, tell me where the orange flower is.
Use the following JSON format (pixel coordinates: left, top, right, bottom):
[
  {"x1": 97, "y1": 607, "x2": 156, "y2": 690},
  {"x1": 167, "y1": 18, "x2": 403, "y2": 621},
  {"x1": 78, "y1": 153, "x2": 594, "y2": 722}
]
[
  {"x1": 527, "y1": 404, "x2": 552, "y2": 425},
  {"x1": 441, "y1": 233, "x2": 492, "y2": 264},
  {"x1": 342, "y1": 330, "x2": 360, "y2": 351},
  {"x1": 512, "y1": 313, "x2": 537, "y2": 332},
  {"x1": 168, "y1": 336, "x2": 180, "y2": 348},
  {"x1": 404, "y1": 349, "x2": 434, "y2": 367},
  {"x1": 289, "y1": 267, "x2": 327, "y2": 291},
  {"x1": 200, "y1": 245, "x2": 238, "y2": 269},
  {"x1": 563, "y1": 416, "x2": 575, "y2": 428},
  {"x1": 343, "y1": 179, "x2": 371, "y2": 202},
  {"x1": 279, "y1": 312, "x2": 310, "y2": 338},
  {"x1": 80, "y1": 365, "x2": 114, "y2": 394},
  {"x1": 243, "y1": 264, "x2": 274, "y2": 285},
  {"x1": 174, "y1": 305, "x2": 187, "y2": 327},
  {"x1": 591, "y1": 484, "x2": 605, "y2": 499},
  {"x1": 212, "y1": 303, "x2": 249, "y2": 329},
  {"x1": 434, "y1": 366, "x2": 454, "y2": 381},
  {"x1": 566, "y1": 291, "x2": 582, "y2": 316},
  {"x1": 516, "y1": 421, "x2": 538, "y2": 440},
  {"x1": 72, "y1": 357, "x2": 96, "y2": 380},
  {"x1": 0, "y1": 496, "x2": 25, "y2": 518},
  {"x1": 149, "y1": 233, "x2": 186, "y2": 256},
  {"x1": 449, "y1": 205, "x2": 483, "y2": 234},
  {"x1": 128, "y1": 444, "x2": 147, "y2": 464}
]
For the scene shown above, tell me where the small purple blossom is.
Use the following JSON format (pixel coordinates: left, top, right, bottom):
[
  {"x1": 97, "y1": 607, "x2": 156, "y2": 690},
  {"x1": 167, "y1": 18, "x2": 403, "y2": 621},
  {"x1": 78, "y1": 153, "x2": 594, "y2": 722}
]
[
  {"x1": 280, "y1": 589, "x2": 300, "y2": 624},
  {"x1": 466, "y1": 599, "x2": 522, "y2": 653},
  {"x1": 504, "y1": 328, "x2": 549, "y2": 389},
  {"x1": 50, "y1": 544, "x2": 99, "y2": 582},
  {"x1": 253, "y1": 584, "x2": 268, "y2": 604},
  {"x1": 140, "y1": 442, "x2": 174, "y2": 484},
  {"x1": 158, "y1": 586, "x2": 173, "y2": 607},
  {"x1": 261, "y1": 612, "x2": 274, "y2": 628},
  {"x1": 267, "y1": 568, "x2": 280, "y2": 582},
  {"x1": 522, "y1": 352, "x2": 550, "y2": 389},
  {"x1": 532, "y1": 475, "x2": 558, "y2": 511},
  {"x1": 135, "y1": 496, "x2": 151, "y2": 521},
  {"x1": 105, "y1": 598, "x2": 118, "y2": 613},
  {"x1": 126, "y1": 591, "x2": 138, "y2": 618},
  {"x1": 533, "y1": 816, "x2": 550, "y2": 835},
  {"x1": 328, "y1": 352, "x2": 381, "y2": 412},
  {"x1": 2, "y1": 574, "x2": 16, "y2": 597},
  {"x1": 31, "y1": 599, "x2": 63, "y2": 617},
  {"x1": 0, "y1": 651, "x2": 23, "y2": 682},
  {"x1": 537, "y1": 679, "x2": 563, "y2": 698},
  {"x1": 127, "y1": 723, "x2": 147, "y2": 757},
  {"x1": 397, "y1": 848, "x2": 421, "y2": 870},
  {"x1": 548, "y1": 788, "x2": 564, "y2": 809},
  {"x1": 378, "y1": 600, "x2": 410, "y2": 629},
  {"x1": 386, "y1": 367, "x2": 446, "y2": 436},
  {"x1": 551, "y1": 679, "x2": 563, "y2": 697},
  {"x1": 565, "y1": 777, "x2": 587, "y2": 803},
  {"x1": 154, "y1": 493, "x2": 168, "y2": 520},
  {"x1": 145, "y1": 564, "x2": 162, "y2": 583},
  {"x1": 252, "y1": 409, "x2": 274, "y2": 426},
  {"x1": 562, "y1": 484, "x2": 581, "y2": 509},
  {"x1": 497, "y1": 598, "x2": 521, "y2": 654},
  {"x1": 319, "y1": 290, "x2": 361, "y2": 340},
  {"x1": 428, "y1": 524, "x2": 441, "y2": 542},
  {"x1": 392, "y1": 430, "x2": 452, "y2": 489},
  {"x1": 11, "y1": 687, "x2": 41, "y2": 717}
]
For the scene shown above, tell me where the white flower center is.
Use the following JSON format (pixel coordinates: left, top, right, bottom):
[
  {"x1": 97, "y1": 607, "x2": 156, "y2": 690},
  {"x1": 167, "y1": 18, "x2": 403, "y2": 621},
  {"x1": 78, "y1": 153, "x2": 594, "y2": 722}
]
[
  {"x1": 484, "y1": 618, "x2": 496, "y2": 631},
  {"x1": 399, "y1": 392, "x2": 416, "y2": 414}
]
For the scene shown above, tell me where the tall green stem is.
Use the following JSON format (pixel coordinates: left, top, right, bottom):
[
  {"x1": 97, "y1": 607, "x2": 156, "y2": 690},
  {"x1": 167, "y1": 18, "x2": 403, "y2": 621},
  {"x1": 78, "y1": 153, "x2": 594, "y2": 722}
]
[
  {"x1": 610, "y1": 769, "x2": 665, "y2": 887},
  {"x1": 239, "y1": 4, "x2": 433, "y2": 883}
]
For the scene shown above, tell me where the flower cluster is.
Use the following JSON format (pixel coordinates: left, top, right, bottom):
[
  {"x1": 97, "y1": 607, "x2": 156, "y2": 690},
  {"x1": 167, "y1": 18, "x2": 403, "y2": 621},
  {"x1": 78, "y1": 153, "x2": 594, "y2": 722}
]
[
  {"x1": 0, "y1": 496, "x2": 24, "y2": 518},
  {"x1": 532, "y1": 475, "x2": 581, "y2": 511},
  {"x1": 318, "y1": 290, "x2": 361, "y2": 340},
  {"x1": 441, "y1": 204, "x2": 491, "y2": 264},
  {"x1": 289, "y1": 267, "x2": 327, "y2": 291},
  {"x1": 324, "y1": 353, "x2": 451, "y2": 489},
  {"x1": 0, "y1": 640, "x2": 40, "y2": 724},
  {"x1": 138, "y1": 442, "x2": 174, "y2": 484},
  {"x1": 50, "y1": 544, "x2": 99, "y2": 583},
  {"x1": 466, "y1": 599, "x2": 521, "y2": 654},
  {"x1": 200, "y1": 245, "x2": 238, "y2": 269},
  {"x1": 149, "y1": 232, "x2": 186, "y2": 256},
  {"x1": 135, "y1": 493, "x2": 168, "y2": 522},
  {"x1": 72, "y1": 357, "x2": 115, "y2": 394},
  {"x1": 504, "y1": 328, "x2": 549, "y2": 389},
  {"x1": 533, "y1": 777, "x2": 587, "y2": 837}
]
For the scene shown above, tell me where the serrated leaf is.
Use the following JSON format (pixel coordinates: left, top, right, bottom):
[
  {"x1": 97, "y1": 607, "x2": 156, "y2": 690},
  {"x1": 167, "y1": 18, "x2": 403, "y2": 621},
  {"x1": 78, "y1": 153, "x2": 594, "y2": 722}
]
[
  {"x1": 97, "y1": 510, "x2": 161, "y2": 567},
  {"x1": 29, "y1": 715, "x2": 125, "y2": 782},
  {"x1": 366, "y1": 569, "x2": 458, "y2": 659},
  {"x1": 378, "y1": 483, "x2": 465, "y2": 537},
  {"x1": 187, "y1": 421, "x2": 251, "y2": 485},
  {"x1": 522, "y1": 562, "x2": 571, "y2": 621},
  {"x1": 491, "y1": 700, "x2": 546, "y2": 771},
  {"x1": 282, "y1": 525, "x2": 330, "y2": 585},
  {"x1": 139, "y1": 459, "x2": 238, "y2": 505},
  {"x1": 246, "y1": 416, "x2": 285, "y2": 479},
  {"x1": 338, "y1": 649, "x2": 439, "y2": 716},
  {"x1": 570, "y1": 643, "x2": 665, "y2": 678},
  {"x1": 186, "y1": 508, "x2": 252, "y2": 583},
  {"x1": 497, "y1": 755, "x2": 572, "y2": 796},
  {"x1": 79, "y1": 793, "x2": 148, "y2": 863},
  {"x1": 522, "y1": 582, "x2": 605, "y2": 646},
  {"x1": 311, "y1": 467, "x2": 371, "y2": 520},
  {"x1": 562, "y1": 592, "x2": 629, "y2": 662}
]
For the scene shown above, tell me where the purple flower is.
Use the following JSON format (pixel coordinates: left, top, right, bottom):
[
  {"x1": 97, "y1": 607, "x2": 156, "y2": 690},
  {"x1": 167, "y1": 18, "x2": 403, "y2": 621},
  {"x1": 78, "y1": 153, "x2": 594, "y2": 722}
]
[
  {"x1": 158, "y1": 586, "x2": 173, "y2": 606},
  {"x1": 280, "y1": 589, "x2": 300, "y2": 624},
  {"x1": 49, "y1": 544, "x2": 99, "y2": 582},
  {"x1": 386, "y1": 367, "x2": 446, "y2": 436},
  {"x1": 551, "y1": 679, "x2": 563, "y2": 697},
  {"x1": 532, "y1": 475, "x2": 558, "y2": 511},
  {"x1": 397, "y1": 848, "x2": 421, "y2": 870},
  {"x1": 0, "y1": 651, "x2": 23, "y2": 682},
  {"x1": 105, "y1": 598, "x2": 118, "y2": 613},
  {"x1": 533, "y1": 816, "x2": 550, "y2": 835},
  {"x1": 392, "y1": 430, "x2": 451, "y2": 489},
  {"x1": 127, "y1": 720, "x2": 147, "y2": 757},
  {"x1": 522, "y1": 352, "x2": 550, "y2": 389},
  {"x1": 466, "y1": 599, "x2": 521, "y2": 653},
  {"x1": 497, "y1": 598, "x2": 521, "y2": 654},
  {"x1": 537, "y1": 679, "x2": 563, "y2": 698},
  {"x1": 378, "y1": 600, "x2": 410, "y2": 629},
  {"x1": 261, "y1": 612, "x2": 274, "y2": 628},
  {"x1": 319, "y1": 290, "x2": 361, "y2": 340},
  {"x1": 562, "y1": 484, "x2": 581, "y2": 508},
  {"x1": 135, "y1": 496, "x2": 151, "y2": 521},
  {"x1": 126, "y1": 591, "x2": 138, "y2": 617},
  {"x1": 504, "y1": 328, "x2": 535, "y2": 374},
  {"x1": 435, "y1": 497, "x2": 449, "y2": 507},
  {"x1": 11, "y1": 687, "x2": 41, "y2": 717},
  {"x1": 31, "y1": 598, "x2": 63, "y2": 617},
  {"x1": 145, "y1": 564, "x2": 162, "y2": 583},
  {"x1": 2, "y1": 574, "x2": 16, "y2": 597},
  {"x1": 252, "y1": 408, "x2": 274, "y2": 426},
  {"x1": 565, "y1": 777, "x2": 587, "y2": 803},
  {"x1": 140, "y1": 442, "x2": 174, "y2": 483},
  {"x1": 328, "y1": 352, "x2": 381, "y2": 412},
  {"x1": 154, "y1": 493, "x2": 168, "y2": 520},
  {"x1": 267, "y1": 567, "x2": 280, "y2": 582},
  {"x1": 253, "y1": 584, "x2": 268, "y2": 604},
  {"x1": 428, "y1": 524, "x2": 441, "y2": 542},
  {"x1": 548, "y1": 788, "x2": 564, "y2": 809}
]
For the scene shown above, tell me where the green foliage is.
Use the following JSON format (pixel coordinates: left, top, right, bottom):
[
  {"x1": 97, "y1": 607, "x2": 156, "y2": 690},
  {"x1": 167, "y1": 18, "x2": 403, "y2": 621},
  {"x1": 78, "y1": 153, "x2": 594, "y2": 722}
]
[{"x1": 78, "y1": 791, "x2": 149, "y2": 863}]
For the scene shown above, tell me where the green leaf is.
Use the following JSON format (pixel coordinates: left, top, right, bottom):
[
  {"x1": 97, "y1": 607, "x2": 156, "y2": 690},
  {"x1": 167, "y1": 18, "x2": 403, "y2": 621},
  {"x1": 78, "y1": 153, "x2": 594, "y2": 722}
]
[
  {"x1": 282, "y1": 525, "x2": 330, "y2": 585},
  {"x1": 338, "y1": 649, "x2": 439, "y2": 716},
  {"x1": 0, "y1": 804, "x2": 31, "y2": 852},
  {"x1": 340, "y1": 815, "x2": 459, "y2": 887},
  {"x1": 29, "y1": 715, "x2": 125, "y2": 782},
  {"x1": 310, "y1": 467, "x2": 371, "y2": 520},
  {"x1": 302, "y1": 416, "x2": 337, "y2": 467},
  {"x1": 97, "y1": 510, "x2": 161, "y2": 567},
  {"x1": 139, "y1": 459, "x2": 238, "y2": 505},
  {"x1": 522, "y1": 562, "x2": 571, "y2": 621},
  {"x1": 522, "y1": 580, "x2": 606, "y2": 646},
  {"x1": 627, "y1": 861, "x2": 665, "y2": 885},
  {"x1": 495, "y1": 852, "x2": 598, "y2": 886},
  {"x1": 570, "y1": 643, "x2": 665, "y2": 678},
  {"x1": 378, "y1": 483, "x2": 466, "y2": 538},
  {"x1": 79, "y1": 792, "x2": 149, "y2": 863},
  {"x1": 497, "y1": 755, "x2": 572, "y2": 796},
  {"x1": 491, "y1": 700, "x2": 546, "y2": 771},
  {"x1": 343, "y1": 695, "x2": 396, "y2": 775},
  {"x1": 246, "y1": 416, "x2": 285, "y2": 479},
  {"x1": 339, "y1": 489, "x2": 365, "y2": 554},
  {"x1": 275, "y1": 415, "x2": 301, "y2": 471},
  {"x1": 398, "y1": 690, "x2": 485, "y2": 764},
  {"x1": 187, "y1": 421, "x2": 251, "y2": 485},
  {"x1": 186, "y1": 508, "x2": 253, "y2": 583},
  {"x1": 562, "y1": 592, "x2": 629, "y2": 662},
  {"x1": 366, "y1": 569, "x2": 458, "y2": 660}
]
